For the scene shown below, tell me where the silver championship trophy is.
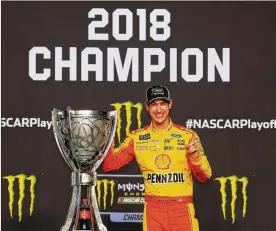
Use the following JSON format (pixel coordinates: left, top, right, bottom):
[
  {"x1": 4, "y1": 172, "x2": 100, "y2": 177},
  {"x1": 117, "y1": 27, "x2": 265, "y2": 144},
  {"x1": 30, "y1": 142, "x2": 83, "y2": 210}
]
[{"x1": 52, "y1": 107, "x2": 117, "y2": 231}]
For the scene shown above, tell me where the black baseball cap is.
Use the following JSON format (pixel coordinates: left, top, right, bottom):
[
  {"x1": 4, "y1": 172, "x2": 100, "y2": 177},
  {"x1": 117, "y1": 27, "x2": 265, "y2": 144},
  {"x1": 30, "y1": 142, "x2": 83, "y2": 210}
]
[{"x1": 145, "y1": 85, "x2": 171, "y2": 105}]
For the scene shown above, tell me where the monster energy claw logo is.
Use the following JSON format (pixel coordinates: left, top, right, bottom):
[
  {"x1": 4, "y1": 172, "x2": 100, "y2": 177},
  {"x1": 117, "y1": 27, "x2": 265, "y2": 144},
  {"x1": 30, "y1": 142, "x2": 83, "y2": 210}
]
[
  {"x1": 111, "y1": 101, "x2": 142, "y2": 143},
  {"x1": 96, "y1": 179, "x2": 115, "y2": 210},
  {"x1": 215, "y1": 175, "x2": 248, "y2": 224},
  {"x1": 3, "y1": 174, "x2": 37, "y2": 222}
]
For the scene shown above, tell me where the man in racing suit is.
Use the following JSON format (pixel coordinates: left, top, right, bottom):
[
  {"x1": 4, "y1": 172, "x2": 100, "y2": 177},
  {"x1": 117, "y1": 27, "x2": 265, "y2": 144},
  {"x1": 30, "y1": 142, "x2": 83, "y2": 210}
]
[{"x1": 102, "y1": 85, "x2": 212, "y2": 231}]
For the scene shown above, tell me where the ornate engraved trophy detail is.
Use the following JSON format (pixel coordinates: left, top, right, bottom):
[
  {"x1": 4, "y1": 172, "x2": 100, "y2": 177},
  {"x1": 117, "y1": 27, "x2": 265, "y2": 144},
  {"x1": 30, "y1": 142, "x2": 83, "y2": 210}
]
[{"x1": 52, "y1": 107, "x2": 117, "y2": 231}]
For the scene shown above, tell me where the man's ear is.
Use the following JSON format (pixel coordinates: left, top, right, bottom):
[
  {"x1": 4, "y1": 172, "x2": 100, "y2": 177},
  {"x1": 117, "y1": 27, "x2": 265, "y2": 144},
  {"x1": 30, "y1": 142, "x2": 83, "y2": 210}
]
[
  {"x1": 145, "y1": 102, "x2": 149, "y2": 111},
  {"x1": 169, "y1": 99, "x2": 173, "y2": 109}
]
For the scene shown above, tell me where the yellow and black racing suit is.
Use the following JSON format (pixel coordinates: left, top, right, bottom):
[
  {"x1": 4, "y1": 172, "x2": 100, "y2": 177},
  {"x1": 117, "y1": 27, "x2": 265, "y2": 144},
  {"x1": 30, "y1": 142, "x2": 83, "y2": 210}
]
[{"x1": 102, "y1": 120, "x2": 212, "y2": 231}]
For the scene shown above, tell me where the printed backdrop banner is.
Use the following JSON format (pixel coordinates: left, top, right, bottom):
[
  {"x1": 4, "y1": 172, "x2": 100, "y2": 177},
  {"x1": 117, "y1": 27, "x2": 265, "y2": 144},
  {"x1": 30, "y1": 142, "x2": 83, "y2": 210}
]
[{"x1": 1, "y1": 2, "x2": 276, "y2": 231}]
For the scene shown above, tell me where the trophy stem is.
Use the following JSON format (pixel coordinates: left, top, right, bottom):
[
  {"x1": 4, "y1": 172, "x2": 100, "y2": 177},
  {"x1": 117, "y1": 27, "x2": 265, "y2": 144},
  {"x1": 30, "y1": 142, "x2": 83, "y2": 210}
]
[
  {"x1": 88, "y1": 177, "x2": 107, "y2": 231},
  {"x1": 61, "y1": 185, "x2": 81, "y2": 231}
]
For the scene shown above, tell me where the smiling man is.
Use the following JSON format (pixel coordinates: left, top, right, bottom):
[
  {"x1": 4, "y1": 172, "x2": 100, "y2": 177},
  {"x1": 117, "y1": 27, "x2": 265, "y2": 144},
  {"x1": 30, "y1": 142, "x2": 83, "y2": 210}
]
[{"x1": 102, "y1": 85, "x2": 212, "y2": 231}]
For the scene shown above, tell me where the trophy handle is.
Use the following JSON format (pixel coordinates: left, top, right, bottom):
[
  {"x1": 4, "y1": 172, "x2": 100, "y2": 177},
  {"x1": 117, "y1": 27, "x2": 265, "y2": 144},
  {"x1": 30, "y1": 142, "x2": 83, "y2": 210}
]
[
  {"x1": 88, "y1": 173, "x2": 107, "y2": 231},
  {"x1": 93, "y1": 110, "x2": 117, "y2": 170},
  {"x1": 60, "y1": 184, "x2": 81, "y2": 231},
  {"x1": 52, "y1": 109, "x2": 78, "y2": 171},
  {"x1": 67, "y1": 106, "x2": 81, "y2": 169}
]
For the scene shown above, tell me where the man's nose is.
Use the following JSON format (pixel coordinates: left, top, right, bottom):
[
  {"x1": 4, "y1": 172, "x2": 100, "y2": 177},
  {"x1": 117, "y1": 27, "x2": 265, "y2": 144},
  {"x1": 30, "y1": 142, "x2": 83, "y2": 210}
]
[{"x1": 156, "y1": 105, "x2": 162, "y2": 112}]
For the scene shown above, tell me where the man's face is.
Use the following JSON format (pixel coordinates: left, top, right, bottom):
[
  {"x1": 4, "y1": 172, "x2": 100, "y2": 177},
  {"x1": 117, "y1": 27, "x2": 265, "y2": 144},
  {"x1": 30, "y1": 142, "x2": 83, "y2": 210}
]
[{"x1": 146, "y1": 100, "x2": 172, "y2": 124}]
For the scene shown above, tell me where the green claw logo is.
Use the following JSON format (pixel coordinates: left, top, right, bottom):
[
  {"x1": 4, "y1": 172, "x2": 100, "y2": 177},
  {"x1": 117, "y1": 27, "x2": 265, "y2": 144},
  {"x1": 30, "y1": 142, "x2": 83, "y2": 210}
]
[
  {"x1": 96, "y1": 179, "x2": 115, "y2": 210},
  {"x1": 3, "y1": 174, "x2": 37, "y2": 222},
  {"x1": 111, "y1": 101, "x2": 143, "y2": 143},
  {"x1": 215, "y1": 175, "x2": 248, "y2": 223}
]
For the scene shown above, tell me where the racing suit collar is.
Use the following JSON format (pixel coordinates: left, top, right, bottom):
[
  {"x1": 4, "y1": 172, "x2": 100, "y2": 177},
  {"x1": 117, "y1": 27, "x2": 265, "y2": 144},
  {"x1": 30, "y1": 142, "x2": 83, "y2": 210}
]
[{"x1": 150, "y1": 118, "x2": 173, "y2": 132}]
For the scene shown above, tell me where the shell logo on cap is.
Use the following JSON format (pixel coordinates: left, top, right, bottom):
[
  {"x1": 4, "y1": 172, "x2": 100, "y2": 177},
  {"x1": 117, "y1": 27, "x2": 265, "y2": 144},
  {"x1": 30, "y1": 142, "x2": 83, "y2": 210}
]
[{"x1": 155, "y1": 154, "x2": 172, "y2": 170}]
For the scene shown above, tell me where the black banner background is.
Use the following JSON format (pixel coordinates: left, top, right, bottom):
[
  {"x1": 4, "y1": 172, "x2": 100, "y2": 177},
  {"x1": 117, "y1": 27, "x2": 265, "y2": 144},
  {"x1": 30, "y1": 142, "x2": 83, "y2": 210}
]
[{"x1": 1, "y1": 2, "x2": 276, "y2": 231}]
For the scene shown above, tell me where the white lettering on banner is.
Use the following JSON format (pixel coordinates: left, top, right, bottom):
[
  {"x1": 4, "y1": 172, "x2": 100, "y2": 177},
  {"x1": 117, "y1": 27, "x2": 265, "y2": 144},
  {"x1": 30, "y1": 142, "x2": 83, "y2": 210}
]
[
  {"x1": 55, "y1": 47, "x2": 77, "y2": 81},
  {"x1": 182, "y1": 48, "x2": 203, "y2": 82},
  {"x1": 29, "y1": 47, "x2": 51, "y2": 81},
  {"x1": 27, "y1": 8, "x2": 230, "y2": 82},
  {"x1": 81, "y1": 48, "x2": 103, "y2": 81},
  {"x1": 1, "y1": 118, "x2": 52, "y2": 130},
  {"x1": 107, "y1": 48, "x2": 139, "y2": 82},
  {"x1": 185, "y1": 119, "x2": 276, "y2": 131},
  {"x1": 28, "y1": 47, "x2": 230, "y2": 82},
  {"x1": 144, "y1": 48, "x2": 165, "y2": 82},
  {"x1": 88, "y1": 8, "x2": 109, "y2": 40},
  {"x1": 88, "y1": 8, "x2": 170, "y2": 41},
  {"x1": 118, "y1": 183, "x2": 145, "y2": 192},
  {"x1": 136, "y1": 9, "x2": 146, "y2": 41},
  {"x1": 112, "y1": 9, "x2": 133, "y2": 41},
  {"x1": 208, "y1": 48, "x2": 230, "y2": 82}
]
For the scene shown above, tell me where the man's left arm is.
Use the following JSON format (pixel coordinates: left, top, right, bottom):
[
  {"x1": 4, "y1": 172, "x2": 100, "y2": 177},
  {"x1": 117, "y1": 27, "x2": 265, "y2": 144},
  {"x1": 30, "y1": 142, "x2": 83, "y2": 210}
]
[{"x1": 186, "y1": 133, "x2": 212, "y2": 182}]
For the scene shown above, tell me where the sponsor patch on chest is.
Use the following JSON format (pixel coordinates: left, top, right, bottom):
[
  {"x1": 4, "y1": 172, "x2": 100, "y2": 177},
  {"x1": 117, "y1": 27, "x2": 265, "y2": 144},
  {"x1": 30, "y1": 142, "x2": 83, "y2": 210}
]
[
  {"x1": 146, "y1": 173, "x2": 185, "y2": 184},
  {"x1": 139, "y1": 133, "x2": 151, "y2": 140},
  {"x1": 171, "y1": 133, "x2": 182, "y2": 138},
  {"x1": 136, "y1": 146, "x2": 147, "y2": 150}
]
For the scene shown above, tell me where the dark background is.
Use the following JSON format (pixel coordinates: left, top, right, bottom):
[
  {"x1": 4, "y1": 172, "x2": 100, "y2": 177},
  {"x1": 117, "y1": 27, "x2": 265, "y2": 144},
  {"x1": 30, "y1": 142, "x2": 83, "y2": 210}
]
[{"x1": 2, "y1": 2, "x2": 276, "y2": 231}]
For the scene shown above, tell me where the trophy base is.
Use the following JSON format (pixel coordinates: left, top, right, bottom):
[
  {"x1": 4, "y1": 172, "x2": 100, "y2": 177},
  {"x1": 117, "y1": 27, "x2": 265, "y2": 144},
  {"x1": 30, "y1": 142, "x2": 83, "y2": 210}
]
[
  {"x1": 74, "y1": 229, "x2": 104, "y2": 231},
  {"x1": 72, "y1": 224, "x2": 107, "y2": 231}
]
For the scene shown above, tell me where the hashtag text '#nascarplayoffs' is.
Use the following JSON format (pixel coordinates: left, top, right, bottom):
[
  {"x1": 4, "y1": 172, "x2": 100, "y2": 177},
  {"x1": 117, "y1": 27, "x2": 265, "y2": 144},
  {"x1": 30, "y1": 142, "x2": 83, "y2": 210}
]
[{"x1": 186, "y1": 119, "x2": 276, "y2": 131}]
